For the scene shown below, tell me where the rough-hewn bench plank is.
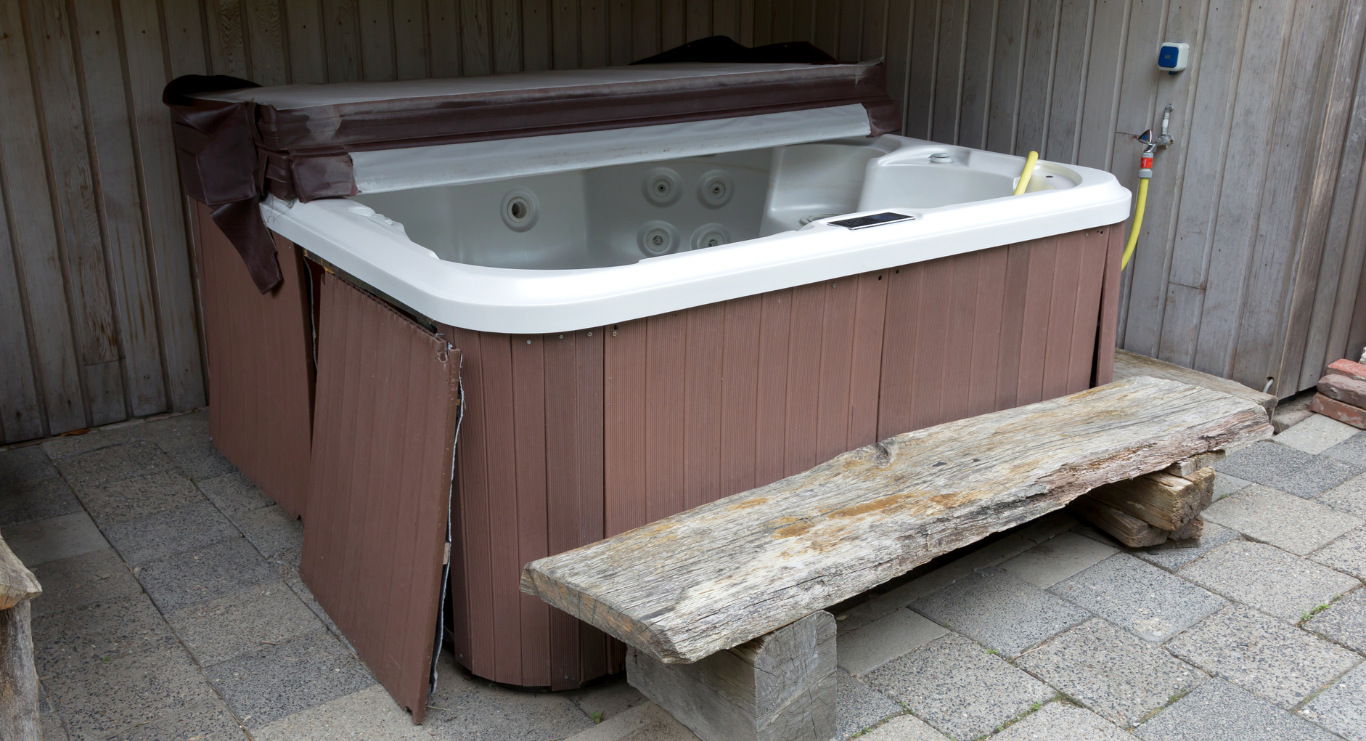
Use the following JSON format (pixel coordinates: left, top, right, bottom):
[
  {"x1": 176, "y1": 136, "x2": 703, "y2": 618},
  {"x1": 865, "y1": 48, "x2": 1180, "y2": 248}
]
[{"x1": 521, "y1": 377, "x2": 1271, "y2": 665}]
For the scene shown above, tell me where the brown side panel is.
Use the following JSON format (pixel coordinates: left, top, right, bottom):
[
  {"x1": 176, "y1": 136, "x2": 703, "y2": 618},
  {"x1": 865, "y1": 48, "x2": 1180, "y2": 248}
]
[
  {"x1": 197, "y1": 205, "x2": 312, "y2": 518},
  {"x1": 300, "y1": 274, "x2": 458, "y2": 724},
  {"x1": 1093, "y1": 224, "x2": 1126, "y2": 386}
]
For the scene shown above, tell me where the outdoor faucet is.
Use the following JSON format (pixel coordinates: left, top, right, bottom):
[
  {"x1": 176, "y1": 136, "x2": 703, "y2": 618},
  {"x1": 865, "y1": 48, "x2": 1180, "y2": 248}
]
[{"x1": 1154, "y1": 104, "x2": 1175, "y2": 149}]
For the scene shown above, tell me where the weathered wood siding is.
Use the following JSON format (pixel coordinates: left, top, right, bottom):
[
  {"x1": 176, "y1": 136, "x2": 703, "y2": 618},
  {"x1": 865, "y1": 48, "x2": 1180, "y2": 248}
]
[{"x1": 445, "y1": 226, "x2": 1121, "y2": 687}]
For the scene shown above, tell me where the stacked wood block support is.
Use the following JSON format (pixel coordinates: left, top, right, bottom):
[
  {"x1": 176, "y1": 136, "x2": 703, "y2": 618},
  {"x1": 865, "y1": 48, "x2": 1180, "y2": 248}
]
[
  {"x1": 626, "y1": 612, "x2": 836, "y2": 741},
  {"x1": 1071, "y1": 459, "x2": 1220, "y2": 548},
  {"x1": 1312, "y1": 359, "x2": 1366, "y2": 429},
  {"x1": 0, "y1": 534, "x2": 41, "y2": 740}
]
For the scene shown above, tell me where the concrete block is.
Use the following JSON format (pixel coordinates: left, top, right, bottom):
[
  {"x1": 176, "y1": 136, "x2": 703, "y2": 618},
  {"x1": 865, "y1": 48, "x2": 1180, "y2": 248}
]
[
  {"x1": 863, "y1": 633, "x2": 1053, "y2": 741},
  {"x1": 0, "y1": 445, "x2": 57, "y2": 483},
  {"x1": 1302, "y1": 662, "x2": 1366, "y2": 740},
  {"x1": 1306, "y1": 589, "x2": 1366, "y2": 652},
  {"x1": 55, "y1": 442, "x2": 177, "y2": 491},
  {"x1": 28, "y1": 548, "x2": 141, "y2": 618},
  {"x1": 1001, "y1": 531, "x2": 1120, "y2": 588},
  {"x1": 234, "y1": 505, "x2": 303, "y2": 559},
  {"x1": 1202, "y1": 485, "x2": 1361, "y2": 555},
  {"x1": 993, "y1": 701, "x2": 1134, "y2": 740},
  {"x1": 0, "y1": 477, "x2": 82, "y2": 528},
  {"x1": 1276, "y1": 413, "x2": 1360, "y2": 453},
  {"x1": 138, "y1": 412, "x2": 209, "y2": 453},
  {"x1": 40, "y1": 423, "x2": 144, "y2": 460},
  {"x1": 1312, "y1": 394, "x2": 1366, "y2": 430},
  {"x1": 5, "y1": 512, "x2": 108, "y2": 566},
  {"x1": 1179, "y1": 541, "x2": 1358, "y2": 623},
  {"x1": 425, "y1": 651, "x2": 595, "y2": 740},
  {"x1": 1212, "y1": 474, "x2": 1251, "y2": 501},
  {"x1": 912, "y1": 568, "x2": 1089, "y2": 657},
  {"x1": 205, "y1": 630, "x2": 376, "y2": 729},
  {"x1": 857, "y1": 715, "x2": 948, "y2": 740},
  {"x1": 167, "y1": 581, "x2": 324, "y2": 666},
  {"x1": 1324, "y1": 432, "x2": 1366, "y2": 467},
  {"x1": 563, "y1": 701, "x2": 701, "y2": 741},
  {"x1": 167, "y1": 439, "x2": 236, "y2": 481},
  {"x1": 31, "y1": 593, "x2": 175, "y2": 676},
  {"x1": 566, "y1": 674, "x2": 647, "y2": 723},
  {"x1": 74, "y1": 471, "x2": 204, "y2": 528},
  {"x1": 1319, "y1": 472, "x2": 1366, "y2": 518},
  {"x1": 1016, "y1": 618, "x2": 1205, "y2": 728},
  {"x1": 102, "y1": 698, "x2": 248, "y2": 741},
  {"x1": 137, "y1": 538, "x2": 278, "y2": 613},
  {"x1": 1134, "y1": 522, "x2": 1241, "y2": 572},
  {"x1": 103, "y1": 500, "x2": 240, "y2": 567},
  {"x1": 197, "y1": 471, "x2": 274, "y2": 515},
  {"x1": 1312, "y1": 526, "x2": 1366, "y2": 579},
  {"x1": 1214, "y1": 441, "x2": 1361, "y2": 498},
  {"x1": 1049, "y1": 554, "x2": 1225, "y2": 642},
  {"x1": 251, "y1": 685, "x2": 430, "y2": 741},
  {"x1": 1134, "y1": 678, "x2": 1336, "y2": 740},
  {"x1": 1167, "y1": 604, "x2": 1359, "y2": 708},
  {"x1": 838, "y1": 608, "x2": 947, "y2": 676},
  {"x1": 834, "y1": 671, "x2": 902, "y2": 740}
]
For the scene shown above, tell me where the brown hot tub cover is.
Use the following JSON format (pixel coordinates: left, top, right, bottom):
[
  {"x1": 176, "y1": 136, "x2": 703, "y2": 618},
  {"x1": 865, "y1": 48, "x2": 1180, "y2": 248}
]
[{"x1": 163, "y1": 40, "x2": 900, "y2": 292}]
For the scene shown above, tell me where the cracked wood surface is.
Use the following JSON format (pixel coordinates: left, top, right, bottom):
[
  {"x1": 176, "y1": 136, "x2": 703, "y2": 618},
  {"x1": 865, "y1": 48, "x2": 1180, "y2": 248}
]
[{"x1": 521, "y1": 377, "x2": 1272, "y2": 663}]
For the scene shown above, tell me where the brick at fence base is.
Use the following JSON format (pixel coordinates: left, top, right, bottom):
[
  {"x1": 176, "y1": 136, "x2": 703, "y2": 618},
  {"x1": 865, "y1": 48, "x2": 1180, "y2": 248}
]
[
  {"x1": 1327, "y1": 358, "x2": 1366, "y2": 384},
  {"x1": 1311, "y1": 393, "x2": 1366, "y2": 430},
  {"x1": 1321, "y1": 373, "x2": 1366, "y2": 410}
]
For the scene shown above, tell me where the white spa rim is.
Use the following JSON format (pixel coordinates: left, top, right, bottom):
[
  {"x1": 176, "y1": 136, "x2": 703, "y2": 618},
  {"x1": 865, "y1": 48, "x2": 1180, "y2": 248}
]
[{"x1": 262, "y1": 136, "x2": 1131, "y2": 334}]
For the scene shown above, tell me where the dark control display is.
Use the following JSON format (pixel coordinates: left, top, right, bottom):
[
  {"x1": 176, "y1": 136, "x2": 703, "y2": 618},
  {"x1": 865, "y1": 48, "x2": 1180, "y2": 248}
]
[{"x1": 828, "y1": 212, "x2": 916, "y2": 229}]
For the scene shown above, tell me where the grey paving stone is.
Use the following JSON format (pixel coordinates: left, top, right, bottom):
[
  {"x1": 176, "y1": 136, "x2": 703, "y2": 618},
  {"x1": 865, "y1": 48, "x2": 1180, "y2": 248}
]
[
  {"x1": 234, "y1": 505, "x2": 303, "y2": 559},
  {"x1": 1135, "y1": 678, "x2": 1336, "y2": 740},
  {"x1": 1016, "y1": 618, "x2": 1205, "y2": 728},
  {"x1": 1308, "y1": 589, "x2": 1366, "y2": 652},
  {"x1": 138, "y1": 412, "x2": 210, "y2": 453},
  {"x1": 40, "y1": 422, "x2": 145, "y2": 459},
  {"x1": 43, "y1": 639, "x2": 220, "y2": 741},
  {"x1": 137, "y1": 537, "x2": 278, "y2": 612},
  {"x1": 40, "y1": 712, "x2": 68, "y2": 741},
  {"x1": 103, "y1": 698, "x2": 248, "y2": 741},
  {"x1": 103, "y1": 499, "x2": 240, "y2": 567},
  {"x1": 561, "y1": 701, "x2": 699, "y2": 741},
  {"x1": 28, "y1": 548, "x2": 141, "y2": 618},
  {"x1": 205, "y1": 630, "x2": 376, "y2": 729},
  {"x1": 839, "y1": 607, "x2": 948, "y2": 675},
  {"x1": 197, "y1": 471, "x2": 274, "y2": 515},
  {"x1": 167, "y1": 580, "x2": 324, "y2": 666},
  {"x1": 1213, "y1": 473, "x2": 1252, "y2": 501},
  {"x1": 55, "y1": 441, "x2": 178, "y2": 490},
  {"x1": 167, "y1": 439, "x2": 236, "y2": 481},
  {"x1": 1049, "y1": 554, "x2": 1226, "y2": 642},
  {"x1": 1202, "y1": 485, "x2": 1361, "y2": 555},
  {"x1": 1320, "y1": 472, "x2": 1366, "y2": 518},
  {"x1": 835, "y1": 670, "x2": 903, "y2": 740},
  {"x1": 1314, "y1": 526, "x2": 1366, "y2": 579},
  {"x1": 32, "y1": 592, "x2": 177, "y2": 676},
  {"x1": 858, "y1": 714, "x2": 948, "y2": 741},
  {"x1": 863, "y1": 633, "x2": 1054, "y2": 741},
  {"x1": 1303, "y1": 662, "x2": 1366, "y2": 741},
  {"x1": 1166, "y1": 604, "x2": 1359, "y2": 708},
  {"x1": 0, "y1": 476, "x2": 82, "y2": 527},
  {"x1": 5, "y1": 512, "x2": 109, "y2": 566},
  {"x1": 1214, "y1": 441, "x2": 1361, "y2": 497},
  {"x1": 0, "y1": 444, "x2": 57, "y2": 483},
  {"x1": 912, "y1": 567, "x2": 1089, "y2": 657},
  {"x1": 1325, "y1": 431, "x2": 1366, "y2": 467},
  {"x1": 424, "y1": 650, "x2": 595, "y2": 740},
  {"x1": 1179, "y1": 541, "x2": 1358, "y2": 623},
  {"x1": 994, "y1": 701, "x2": 1135, "y2": 740},
  {"x1": 1276, "y1": 414, "x2": 1360, "y2": 455},
  {"x1": 1001, "y1": 531, "x2": 1120, "y2": 588},
  {"x1": 565, "y1": 673, "x2": 646, "y2": 722},
  {"x1": 251, "y1": 685, "x2": 430, "y2": 741},
  {"x1": 1134, "y1": 522, "x2": 1241, "y2": 571},
  {"x1": 73, "y1": 471, "x2": 205, "y2": 528}
]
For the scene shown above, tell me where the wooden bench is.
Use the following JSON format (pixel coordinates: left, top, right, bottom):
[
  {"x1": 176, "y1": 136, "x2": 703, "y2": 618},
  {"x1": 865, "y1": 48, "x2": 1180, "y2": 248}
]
[{"x1": 521, "y1": 377, "x2": 1272, "y2": 741}]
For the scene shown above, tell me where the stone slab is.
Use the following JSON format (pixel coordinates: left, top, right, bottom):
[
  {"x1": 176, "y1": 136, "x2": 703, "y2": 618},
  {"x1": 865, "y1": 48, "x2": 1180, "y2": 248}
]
[
  {"x1": 137, "y1": 412, "x2": 209, "y2": 453},
  {"x1": 1049, "y1": 554, "x2": 1226, "y2": 642},
  {"x1": 28, "y1": 548, "x2": 142, "y2": 618},
  {"x1": 103, "y1": 698, "x2": 248, "y2": 741},
  {"x1": 234, "y1": 505, "x2": 303, "y2": 559},
  {"x1": 834, "y1": 671, "x2": 903, "y2": 739},
  {"x1": 565, "y1": 675, "x2": 646, "y2": 724},
  {"x1": 0, "y1": 477, "x2": 82, "y2": 528},
  {"x1": 1166, "y1": 604, "x2": 1360, "y2": 708},
  {"x1": 251, "y1": 685, "x2": 431, "y2": 741},
  {"x1": 136, "y1": 537, "x2": 278, "y2": 613},
  {"x1": 424, "y1": 651, "x2": 595, "y2": 740},
  {"x1": 74, "y1": 471, "x2": 205, "y2": 528},
  {"x1": 167, "y1": 439, "x2": 236, "y2": 481},
  {"x1": 205, "y1": 630, "x2": 376, "y2": 729},
  {"x1": 838, "y1": 607, "x2": 947, "y2": 676},
  {"x1": 1001, "y1": 531, "x2": 1120, "y2": 588},
  {"x1": 863, "y1": 633, "x2": 1054, "y2": 741},
  {"x1": 1275, "y1": 414, "x2": 1360, "y2": 454},
  {"x1": 857, "y1": 715, "x2": 948, "y2": 741},
  {"x1": 1302, "y1": 662, "x2": 1366, "y2": 741},
  {"x1": 5, "y1": 512, "x2": 108, "y2": 566},
  {"x1": 40, "y1": 423, "x2": 145, "y2": 460},
  {"x1": 197, "y1": 471, "x2": 274, "y2": 515},
  {"x1": 1325, "y1": 432, "x2": 1366, "y2": 467},
  {"x1": 1307, "y1": 589, "x2": 1366, "y2": 652},
  {"x1": 1134, "y1": 678, "x2": 1337, "y2": 740},
  {"x1": 912, "y1": 568, "x2": 1090, "y2": 657},
  {"x1": 563, "y1": 701, "x2": 701, "y2": 741},
  {"x1": 994, "y1": 701, "x2": 1135, "y2": 740},
  {"x1": 1320, "y1": 473, "x2": 1366, "y2": 518},
  {"x1": 103, "y1": 499, "x2": 240, "y2": 567},
  {"x1": 1214, "y1": 441, "x2": 1361, "y2": 498},
  {"x1": 1213, "y1": 474, "x2": 1252, "y2": 501},
  {"x1": 32, "y1": 592, "x2": 177, "y2": 676},
  {"x1": 1016, "y1": 618, "x2": 1205, "y2": 728},
  {"x1": 55, "y1": 442, "x2": 177, "y2": 490},
  {"x1": 1312, "y1": 526, "x2": 1366, "y2": 579},
  {"x1": 1202, "y1": 485, "x2": 1361, "y2": 555},
  {"x1": 1179, "y1": 541, "x2": 1359, "y2": 623},
  {"x1": 0, "y1": 445, "x2": 57, "y2": 483},
  {"x1": 1134, "y1": 522, "x2": 1241, "y2": 572},
  {"x1": 167, "y1": 581, "x2": 324, "y2": 666}
]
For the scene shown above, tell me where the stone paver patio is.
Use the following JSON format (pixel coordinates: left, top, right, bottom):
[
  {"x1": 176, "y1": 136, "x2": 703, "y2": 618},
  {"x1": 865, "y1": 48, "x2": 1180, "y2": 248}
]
[{"x1": 6, "y1": 405, "x2": 1366, "y2": 740}]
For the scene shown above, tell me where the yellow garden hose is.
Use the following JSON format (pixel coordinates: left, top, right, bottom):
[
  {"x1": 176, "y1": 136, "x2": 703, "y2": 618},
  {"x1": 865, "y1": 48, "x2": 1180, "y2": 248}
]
[
  {"x1": 1013, "y1": 151, "x2": 1039, "y2": 196},
  {"x1": 1121, "y1": 177, "x2": 1149, "y2": 271}
]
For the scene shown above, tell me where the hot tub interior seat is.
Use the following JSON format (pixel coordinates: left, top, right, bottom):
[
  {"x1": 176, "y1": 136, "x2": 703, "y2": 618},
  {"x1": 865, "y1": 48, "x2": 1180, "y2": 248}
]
[{"x1": 351, "y1": 138, "x2": 1078, "y2": 271}]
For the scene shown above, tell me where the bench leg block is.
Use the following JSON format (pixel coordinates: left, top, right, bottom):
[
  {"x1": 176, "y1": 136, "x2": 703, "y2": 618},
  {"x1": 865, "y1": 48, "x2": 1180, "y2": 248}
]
[{"x1": 626, "y1": 611, "x2": 836, "y2": 741}]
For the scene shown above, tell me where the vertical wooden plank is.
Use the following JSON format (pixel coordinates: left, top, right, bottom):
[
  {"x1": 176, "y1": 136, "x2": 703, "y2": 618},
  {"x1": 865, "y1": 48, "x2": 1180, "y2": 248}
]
[
  {"x1": 791, "y1": 0, "x2": 815, "y2": 41},
  {"x1": 967, "y1": 246, "x2": 1009, "y2": 415},
  {"x1": 783, "y1": 284, "x2": 825, "y2": 475},
  {"x1": 1016, "y1": 238, "x2": 1057, "y2": 403},
  {"x1": 859, "y1": 0, "x2": 884, "y2": 58},
  {"x1": 450, "y1": 328, "x2": 494, "y2": 678},
  {"x1": 244, "y1": 0, "x2": 289, "y2": 84},
  {"x1": 512, "y1": 336, "x2": 550, "y2": 687},
  {"x1": 687, "y1": 0, "x2": 712, "y2": 40},
  {"x1": 1094, "y1": 224, "x2": 1125, "y2": 384},
  {"x1": 553, "y1": 0, "x2": 580, "y2": 67},
  {"x1": 815, "y1": 278, "x2": 858, "y2": 462},
  {"x1": 1068, "y1": 230, "x2": 1110, "y2": 392},
  {"x1": 986, "y1": 0, "x2": 1027, "y2": 152},
  {"x1": 204, "y1": 0, "x2": 248, "y2": 76},
  {"x1": 607, "y1": 0, "x2": 631, "y2": 64},
  {"x1": 632, "y1": 0, "x2": 656, "y2": 59},
  {"x1": 544, "y1": 332, "x2": 582, "y2": 690},
  {"x1": 1044, "y1": 0, "x2": 1092, "y2": 162},
  {"x1": 604, "y1": 320, "x2": 646, "y2": 536},
  {"x1": 683, "y1": 305, "x2": 724, "y2": 509},
  {"x1": 754, "y1": 290, "x2": 791, "y2": 487},
  {"x1": 877, "y1": 265, "x2": 922, "y2": 439},
  {"x1": 719, "y1": 297, "x2": 761, "y2": 497},
  {"x1": 0, "y1": 183, "x2": 41, "y2": 443},
  {"x1": 579, "y1": 0, "x2": 605, "y2": 67},
  {"x1": 323, "y1": 0, "x2": 362, "y2": 81},
  {"x1": 940, "y1": 252, "x2": 980, "y2": 423},
  {"x1": 848, "y1": 271, "x2": 888, "y2": 448},
  {"x1": 909, "y1": 258, "x2": 954, "y2": 429},
  {"x1": 1320, "y1": 92, "x2": 1366, "y2": 373},
  {"x1": 574, "y1": 327, "x2": 607, "y2": 680},
  {"x1": 479, "y1": 333, "x2": 522, "y2": 684},
  {"x1": 811, "y1": 0, "x2": 837, "y2": 53},
  {"x1": 661, "y1": 0, "x2": 684, "y2": 48},
  {"x1": 284, "y1": 0, "x2": 329, "y2": 81},
  {"x1": 428, "y1": 0, "x2": 464, "y2": 76},
  {"x1": 394, "y1": 0, "x2": 431, "y2": 78},
  {"x1": 522, "y1": 0, "x2": 550, "y2": 70},
  {"x1": 1075, "y1": 0, "x2": 1127, "y2": 168},
  {"x1": 715, "y1": 0, "x2": 739, "y2": 41},
  {"x1": 645, "y1": 312, "x2": 686, "y2": 520},
  {"x1": 957, "y1": 0, "x2": 996, "y2": 149},
  {"x1": 1013, "y1": 0, "x2": 1061, "y2": 155},
  {"x1": 904, "y1": 0, "x2": 939, "y2": 138},
  {"x1": 932, "y1": 0, "x2": 967, "y2": 143},
  {"x1": 1042, "y1": 232, "x2": 1083, "y2": 399},
  {"x1": 26, "y1": 0, "x2": 126, "y2": 426},
  {"x1": 836, "y1": 0, "x2": 860, "y2": 58},
  {"x1": 883, "y1": 0, "x2": 912, "y2": 130},
  {"x1": 358, "y1": 0, "x2": 397, "y2": 79},
  {"x1": 461, "y1": 0, "x2": 492, "y2": 74},
  {"x1": 493, "y1": 0, "x2": 523, "y2": 71}
]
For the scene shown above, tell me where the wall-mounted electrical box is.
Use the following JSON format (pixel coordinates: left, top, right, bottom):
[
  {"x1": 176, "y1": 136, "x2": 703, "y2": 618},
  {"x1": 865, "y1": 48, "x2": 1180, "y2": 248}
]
[{"x1": 1158, "y1": 42, "x2": 1190, "y2": 74}]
